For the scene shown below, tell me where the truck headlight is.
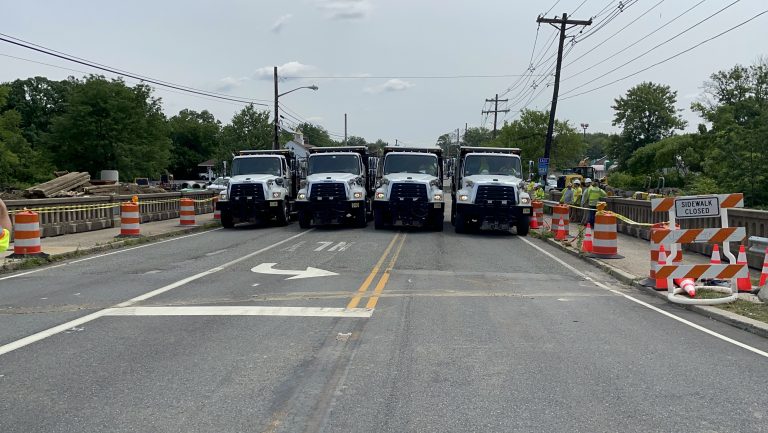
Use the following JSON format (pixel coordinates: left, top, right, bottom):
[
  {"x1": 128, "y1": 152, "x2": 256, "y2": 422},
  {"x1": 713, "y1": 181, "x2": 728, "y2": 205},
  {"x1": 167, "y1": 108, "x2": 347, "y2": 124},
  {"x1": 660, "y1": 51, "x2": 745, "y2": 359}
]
[
  {"x1": 465, "y1": 180, "x2": 474, "y2": 187},
  {"x1": 272, "y1": 191, "x2": 281, "y2": 199},
  {"x1": 433, "y1": 194, "x2": 443, "y2": 201},
  {"x1": 459, "y1": 194, "x2": 469, "y2": 201},
  {"x1": 353, "y1": 191, "x2": 363, "y2": 199},
  {"x1": 298, "y1": 193, "x2": 307, "y2": 200},
  {"x1": 430, "y1": 179, "x2": 440, "y2": 187},
  {"x1": 300, "y1": 180, "x2": 307, "y2": 189},
  {"x1": 376, "y1": 192, "x2": 385, "y2": 199},
  {"x1": 219, "y1": 192, "x2": 228, "y2": 201},
  {"x1": 520, "y1": 197, "x2": 530, "y2": 204}
]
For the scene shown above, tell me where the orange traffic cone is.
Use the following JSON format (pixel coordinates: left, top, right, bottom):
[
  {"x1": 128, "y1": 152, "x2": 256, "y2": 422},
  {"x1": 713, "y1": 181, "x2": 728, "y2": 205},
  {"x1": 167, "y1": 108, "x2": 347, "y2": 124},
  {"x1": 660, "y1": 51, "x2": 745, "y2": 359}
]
[
  {"x1": 656, "y1": 244, "x2": 668, "y2": 290},
  {"x1": 674, "y1": 278, "x2": 696, "y2": 297},
  {"x1": 710, "y1": 244, "x2": 721, "y2": 265},
  {"x1": 530, "y1": 215, "x2": 539, "y2": 230},
  {"x1": 555, "y1": 217, "x2": 566, "y2": 241},
  {"x1": 736, "y1": 245, "x2": 754, "y2": 293},
  {"x1": 759, "y1": 247, "x2": 768, "y2": 288},
  {"x1": 582, "y1": 223, "x2": 593, "y2": 253}
]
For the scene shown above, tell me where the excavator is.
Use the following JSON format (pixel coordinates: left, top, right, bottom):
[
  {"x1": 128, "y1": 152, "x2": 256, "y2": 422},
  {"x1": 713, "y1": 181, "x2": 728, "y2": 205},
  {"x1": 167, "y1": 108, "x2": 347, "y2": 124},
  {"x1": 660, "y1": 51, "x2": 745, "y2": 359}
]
[{"x1": 556, "y1": 158, "x2": 597, "y2": 189}]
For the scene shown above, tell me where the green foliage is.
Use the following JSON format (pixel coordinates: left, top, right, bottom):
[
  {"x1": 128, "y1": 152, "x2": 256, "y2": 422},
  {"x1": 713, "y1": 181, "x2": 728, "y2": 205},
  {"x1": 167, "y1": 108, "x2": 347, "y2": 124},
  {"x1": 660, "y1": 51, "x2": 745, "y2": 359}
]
[
  {"x1": 683, "y1": 174, "x2": 720, "y2": 196},
  {"x1": 463, "y1": 127, "x2": 492, "y2": 147},
  {"x1": 345, "y1": 136, "x2": 367, "y2": 147},
  {"x1": 368, "y1": 139, "x2": 388, "y2": 156},
  {"x1": 610, "y1": 82, "x2": 686, "y2": 164},
  {"x1": 217, "y1": 105, "x2": 272, "y2": 164},
  {"x1": 605, "y1": 172, "x2": 647, "y2": 190},
  {"x1": 582, "y1": 132, "x2": 615, "y2": 160},
  {"x1": 492, "y1": 109, "x2": 584, "y2": 171},
  {"x1": 168, "y1": 109, "x2": 221, "y2": 178},
  {"x1": 298, "y1": 123, "x2": 337, "y2": 147},
  {"x1": 2, "y1": 76, "x2": 72, "y2": 151},
  {"x1": 48, "y1": 76, "x2": 171, "y2": 180}
]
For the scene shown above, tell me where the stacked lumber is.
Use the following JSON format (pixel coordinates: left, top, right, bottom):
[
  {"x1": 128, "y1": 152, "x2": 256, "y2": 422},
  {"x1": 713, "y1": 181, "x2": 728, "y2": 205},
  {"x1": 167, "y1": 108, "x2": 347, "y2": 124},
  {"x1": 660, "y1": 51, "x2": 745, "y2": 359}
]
[{"x1": 24, "y1": 172, "x2": 91, "y2": 198}]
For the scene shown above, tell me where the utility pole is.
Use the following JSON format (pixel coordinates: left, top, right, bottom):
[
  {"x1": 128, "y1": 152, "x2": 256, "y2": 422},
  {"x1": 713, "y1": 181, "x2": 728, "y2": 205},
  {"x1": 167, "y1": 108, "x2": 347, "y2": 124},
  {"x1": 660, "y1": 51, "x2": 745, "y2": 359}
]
[
  {"x1": 344, "y1": 113, "x2": 348, "y2": 145},
  {"x1": 273, "y1": 66, "x2": 279, "y2": 150},
  {"x1": 537, "y1": 13, "x2": 591, "y2": 182},
  {"x1": 482, "y1": 94, "x2": 509, "y2": 138}
]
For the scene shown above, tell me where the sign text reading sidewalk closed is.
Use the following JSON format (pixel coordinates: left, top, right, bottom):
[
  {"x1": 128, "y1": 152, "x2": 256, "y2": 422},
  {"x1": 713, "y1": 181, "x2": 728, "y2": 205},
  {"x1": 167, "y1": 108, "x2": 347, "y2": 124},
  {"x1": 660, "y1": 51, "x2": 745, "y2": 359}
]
[{"x1": 675, "y1": 196, "x2": 720, "y2": 219}]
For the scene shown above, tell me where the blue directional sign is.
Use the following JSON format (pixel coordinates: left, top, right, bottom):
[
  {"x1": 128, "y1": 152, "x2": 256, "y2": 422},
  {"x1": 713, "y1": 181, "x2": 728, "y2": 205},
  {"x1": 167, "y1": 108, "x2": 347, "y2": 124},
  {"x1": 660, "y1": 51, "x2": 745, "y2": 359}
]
[{"x1": 538, "y1": 157, "x2": 549, "y2": 175}]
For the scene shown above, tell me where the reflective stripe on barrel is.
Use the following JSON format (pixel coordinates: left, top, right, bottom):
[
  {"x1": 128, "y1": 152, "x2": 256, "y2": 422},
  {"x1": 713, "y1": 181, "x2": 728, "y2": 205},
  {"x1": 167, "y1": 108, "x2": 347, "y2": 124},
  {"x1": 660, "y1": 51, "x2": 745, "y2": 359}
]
[
  {"x1": 591, "y1": 212, "x2": 617, "y2": 256},
  {"x1": 13, "y1": 211, "x2": 42, "y2": 255},
  {"x1": 180, "y1": 198, "x2": 196, "y2": 225},
  {"x1": 120, "y1": 202, "x2": 141, "y2": 236}
]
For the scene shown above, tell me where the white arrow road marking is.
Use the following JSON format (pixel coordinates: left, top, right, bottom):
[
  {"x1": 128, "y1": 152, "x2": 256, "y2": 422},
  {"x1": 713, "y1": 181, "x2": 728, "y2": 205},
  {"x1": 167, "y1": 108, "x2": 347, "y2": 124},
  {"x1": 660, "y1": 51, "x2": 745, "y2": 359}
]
[
  {"x1": 314, "y1": 241, "x2": 334, "y2": 251},
  {"x1": 328, "y1": 241, "x2": 352, "y2": 252},
  {"x1": 251, "y1": 263, "x2": 339, "y2": 280}
]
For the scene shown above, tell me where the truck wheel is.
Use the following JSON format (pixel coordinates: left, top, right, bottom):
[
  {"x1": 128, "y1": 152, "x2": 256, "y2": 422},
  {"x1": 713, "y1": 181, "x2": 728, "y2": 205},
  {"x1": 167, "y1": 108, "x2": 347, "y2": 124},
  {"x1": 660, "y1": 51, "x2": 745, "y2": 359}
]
[
  {"x1": 516, "y1": 216, "x2": 530, "y2": 236},
  {"x1": 431, "y1": 212, "x2": 444, "y2": 231},
  {"x1": 275, "y1": 201, "x2": 289, "y2": 226},
  {"x1": 298, "y1": 211, "x2": 311, "y2": 229},
  {"x1": 374, "y1": 209, "x2": 386, "y2": 230},
  {"x1": 454, "y1": 211, "x2": 466, "y2": 233},
  {"x1": 221, "y1": 214, "x2": 235, "y2": 229},
  {"x1": 450, "y1": 198, "x2": 456, "y2": 225},
  {"x1": 354, "y1": 207, "x2": 368, "y2": 228}
]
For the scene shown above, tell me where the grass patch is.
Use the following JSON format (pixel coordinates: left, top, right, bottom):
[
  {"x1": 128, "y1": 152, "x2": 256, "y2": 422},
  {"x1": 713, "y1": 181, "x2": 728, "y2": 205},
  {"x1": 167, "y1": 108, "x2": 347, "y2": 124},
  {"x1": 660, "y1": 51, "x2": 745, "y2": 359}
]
[{"x1": 695, "y1": 289, "x2": 768, "y2": 324}]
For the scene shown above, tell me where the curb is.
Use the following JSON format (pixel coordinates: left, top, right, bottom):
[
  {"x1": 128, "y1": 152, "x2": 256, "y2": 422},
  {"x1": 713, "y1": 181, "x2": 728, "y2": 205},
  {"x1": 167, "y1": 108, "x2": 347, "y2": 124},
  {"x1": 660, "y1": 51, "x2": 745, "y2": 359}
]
[
  {"x1": 538, "y1": 235, "x2": 768, "y2": 339},
  {"x1": 0, "y1": 222, "x2": 221, "y2": 275}
]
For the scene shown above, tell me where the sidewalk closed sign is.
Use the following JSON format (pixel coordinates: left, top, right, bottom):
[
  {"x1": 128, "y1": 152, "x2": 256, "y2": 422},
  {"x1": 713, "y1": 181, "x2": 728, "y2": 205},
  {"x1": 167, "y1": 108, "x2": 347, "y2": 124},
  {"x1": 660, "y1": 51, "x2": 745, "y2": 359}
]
[{"x1": 675, "y1": 196, "x2": 720, "y2": 218}]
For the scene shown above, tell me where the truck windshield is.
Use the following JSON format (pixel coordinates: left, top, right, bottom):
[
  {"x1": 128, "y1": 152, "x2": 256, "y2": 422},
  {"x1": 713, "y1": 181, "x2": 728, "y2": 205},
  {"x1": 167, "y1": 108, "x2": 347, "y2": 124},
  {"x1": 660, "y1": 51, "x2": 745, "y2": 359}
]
[
  {"x1": 308, "y1": 154, "x2": 360, "y2": 175},
  {"x1": 383, "y1": 154, "x2": 438, "y2": 176},
  {"x1": 464, "y1": 155, "x2": 522, "y2": 177},
  {"x1": 231, "y1": 157, "x2": 281, "y2": 176}
]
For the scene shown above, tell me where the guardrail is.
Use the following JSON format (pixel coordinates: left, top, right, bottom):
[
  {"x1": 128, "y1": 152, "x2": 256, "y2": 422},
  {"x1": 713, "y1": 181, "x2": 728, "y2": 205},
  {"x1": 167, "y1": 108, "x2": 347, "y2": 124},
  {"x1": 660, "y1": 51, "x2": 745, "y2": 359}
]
[
  {"x1": 549, "y1": 191, "x2": 768, "y2": 269},
  {"x1": 5, "y1": 191, "x2": 216, "y2": 238}
]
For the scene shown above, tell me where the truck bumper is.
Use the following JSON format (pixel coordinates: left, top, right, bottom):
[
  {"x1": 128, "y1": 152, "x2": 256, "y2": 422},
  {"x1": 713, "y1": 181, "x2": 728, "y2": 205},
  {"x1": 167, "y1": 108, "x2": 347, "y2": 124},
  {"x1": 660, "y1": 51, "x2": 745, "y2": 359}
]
[
  {"x1": 373, "y1": 200, "x2": 443, "y2": 226},
  {"x1": 217, "y1": 199, "x2": 284, "y2": 222},
  {"x1": 295, "y1": 200, "x2": 366, "y2": 225},
  {"x1": 455, "y1": 202, "x2": 531, "y2": 227}
]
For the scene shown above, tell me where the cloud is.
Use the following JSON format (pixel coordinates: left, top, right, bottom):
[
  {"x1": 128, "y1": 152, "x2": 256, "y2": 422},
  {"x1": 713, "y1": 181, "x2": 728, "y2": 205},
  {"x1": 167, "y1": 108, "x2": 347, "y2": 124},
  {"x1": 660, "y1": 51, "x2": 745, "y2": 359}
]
[
  {"x1": 215, "y1": 76, "x2": 250, "y2": 92},
  {"x1": 271, "y1": 14, "x2": 293, "y2": 33},
  {"x1": 316, "y1": 0, "x2": 372, "y2": 20},
  {"x1": 364, "y1": 79, "x2": 414, "y2": 94},
  {"x1": 254, "y1": 61, "x2": 316, "y2": 80}
]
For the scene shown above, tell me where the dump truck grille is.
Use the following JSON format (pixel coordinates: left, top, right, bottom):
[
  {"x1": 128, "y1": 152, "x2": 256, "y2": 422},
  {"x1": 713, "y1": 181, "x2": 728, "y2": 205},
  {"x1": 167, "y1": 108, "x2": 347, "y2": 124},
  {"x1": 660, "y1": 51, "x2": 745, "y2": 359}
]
[
  {"x1": 230, "y1": 183, "x2": 265, "y2": 200},
  {"x1": 310, "y1": 182, "x2": 346, "y2": 201},
  {"x1": 476, "y1": 185, "x2": 516, "y2": 206},
  {"x1": 390, "y1": 182, "x2": 428, "y2": 203}
]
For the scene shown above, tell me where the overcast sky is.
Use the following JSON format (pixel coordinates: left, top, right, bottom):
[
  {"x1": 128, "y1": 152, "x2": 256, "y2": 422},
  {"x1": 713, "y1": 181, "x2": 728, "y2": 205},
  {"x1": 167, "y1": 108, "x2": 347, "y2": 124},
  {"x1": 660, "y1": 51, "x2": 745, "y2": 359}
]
[{"x1": 2, "y1": 0, "x2": 766, "y2": 146}]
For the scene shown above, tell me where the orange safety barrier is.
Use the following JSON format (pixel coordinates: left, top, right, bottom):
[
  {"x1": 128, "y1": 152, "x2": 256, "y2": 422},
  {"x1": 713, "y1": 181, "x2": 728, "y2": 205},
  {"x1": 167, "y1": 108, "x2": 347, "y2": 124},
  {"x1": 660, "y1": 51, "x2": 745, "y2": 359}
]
[
  {"x1": 9, "y1": 210, "x2": 48, "y2": 258},
  {"x1": 116, "y1": 202, "x2": 141, "y2": 238},
  {"x1": 589, "y1": 211, "x2": 622, "y2": 259},
  {"x1": 736, "y1": 245, "x2": 755, "y2": 293},
  {"x1": 179, "y1": 198, "x2": 196, "y2": 226},
  {"x1": 760, "y1": 247, "x2": 768, "y2": 288},
  {"x1": 582, "y1": 223, "x2": 593, "y2": 253},
  {"x1": 555, "y1": 217, "x2": 566, "y2": 241},
  {"x1": 647, "y1": 223, "x2": 683, "y2": 289},
  {"x1": 532, "y1": 200, "x2": 544, "y2": 229},
  {"x1": 213, "y1": 196, "x2": 221, "y2": 221},
  {"x1": 551, "y1": 205, "x2": 569, "y2": 235}
]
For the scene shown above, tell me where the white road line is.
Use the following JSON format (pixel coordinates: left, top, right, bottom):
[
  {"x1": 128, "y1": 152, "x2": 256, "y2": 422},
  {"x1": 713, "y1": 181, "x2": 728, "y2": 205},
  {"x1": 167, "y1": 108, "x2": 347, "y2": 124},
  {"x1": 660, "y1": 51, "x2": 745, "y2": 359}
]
[
  {"x1": 315, "y1": 241, "x2": 333, "y2": 251},
  {"x1": 520, "y1": 237, "x2": 768, "y2": 359},
  {"x1": 103, "y1": 306, "x2": 372, "y2": 318},
  {"x1": 0, "y1": 230, "x2": 312, "y2": 357},
  {"x1": 0, "y1": 228, "x2": 222, "y2": 281}
]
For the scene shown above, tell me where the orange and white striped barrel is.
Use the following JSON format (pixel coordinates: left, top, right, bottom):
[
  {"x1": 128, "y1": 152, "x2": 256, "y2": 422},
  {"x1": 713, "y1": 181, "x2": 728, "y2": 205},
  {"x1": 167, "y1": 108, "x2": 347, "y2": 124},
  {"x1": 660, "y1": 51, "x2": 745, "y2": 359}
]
[
  {"x1": 10, "y1": 210, "x2": 47, "y2": 258},
  {"x1": 591, "y1": 211, "x2": 620, "y2": 258},
  {"x1": 532, "y1": 200, "x2": 544, "y2": 228},
  {"x1": 118, "y1": 202, "x2": 141, "y2": 238},
  {"x1": 551, "y1": 205, "x2": 569, "y2": 234},
  {"x1": 179, "y1": 198, "x2": 196, "y2": 226},
  {"x1": 649, "y1": 223, "x2": 682, "y2": 286},
  {"x1": 213, "y1": 197, "x2": 221, "y2": 221}
]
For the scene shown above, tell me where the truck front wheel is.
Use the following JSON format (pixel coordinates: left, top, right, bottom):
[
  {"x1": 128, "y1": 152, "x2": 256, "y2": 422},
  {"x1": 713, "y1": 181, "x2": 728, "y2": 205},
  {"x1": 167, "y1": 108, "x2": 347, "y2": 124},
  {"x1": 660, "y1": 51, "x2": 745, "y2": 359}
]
[
  {"x1": 454, "y1": 210, "x2": 466, "y2": 234},
  {"x1": 274, "y1": 201, "x2": 289, "y2": 226},
  {"x1": 430, "y1": 211, "x2": 444, "y2": 231},
  {"x1": 516, "y1": 215, "x2": 530, "y2": 236},
  {"x1": 221, "y1": 213, "x2": 235, "y2": 229},
  {"x1": 354, "y1": 207, "x2": 367, "y2": 228},
  {"x1": 298, "y1": 211, "x2": 311, "y2": 229},
  {"x1": 374, "y1": 209, "x2": 386, "y2": 230}
]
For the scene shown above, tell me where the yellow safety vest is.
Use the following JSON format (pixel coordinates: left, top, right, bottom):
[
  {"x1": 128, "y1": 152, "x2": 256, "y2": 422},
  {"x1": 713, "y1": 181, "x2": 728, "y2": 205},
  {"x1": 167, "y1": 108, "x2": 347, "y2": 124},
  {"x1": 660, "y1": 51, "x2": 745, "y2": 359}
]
[
  {"x1": 573, "y1": 187, "x2": 583, "y2": 205},
  {"x1": 585, "y1": 186, "x2": 607, "y2": 206},
  {"x1": 534, "y1": 189, "x2": 545, "y2": 200},
  {"x1": 0, "y1": 228, "x2": 9, "y2": 252}
]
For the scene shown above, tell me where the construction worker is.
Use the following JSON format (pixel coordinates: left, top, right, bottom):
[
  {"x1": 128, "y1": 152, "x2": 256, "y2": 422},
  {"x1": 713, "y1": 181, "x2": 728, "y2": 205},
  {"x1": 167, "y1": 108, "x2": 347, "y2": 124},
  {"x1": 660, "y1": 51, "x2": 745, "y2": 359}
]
[
  {"x1": 560, "y1": 182, "x2": 574, "y2": 205},
  {"x1": 571, "y1": 179, "x2": 582, "y2": 222},
  {"x1": 0, "y1": 199, "x2": 11, "y2": 252},
  {"x1": 533, "y1": 183, "x2": 546, "y2": 200},
  {"x1": 581, "y1": 177, "x2": 607, "y2": 227}
]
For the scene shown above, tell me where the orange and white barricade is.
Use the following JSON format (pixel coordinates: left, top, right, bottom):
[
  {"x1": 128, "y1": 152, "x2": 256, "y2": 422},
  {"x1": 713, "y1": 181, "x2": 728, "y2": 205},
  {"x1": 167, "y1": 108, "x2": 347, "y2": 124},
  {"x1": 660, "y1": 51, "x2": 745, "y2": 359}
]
[
  {"x1": 116, "y1": 202, "x2": 141, "y2": 238},
  {"x1": 213, "y1": 197, "x2": 221, "y2": 221},
  {"x1": 589, "y1": 209, "x2": 622, "y2": 259},
  {"x1": 551, "y1": 205, "x2": 569, "y2": 235},
  {"x1": 532, "y1": 200, "x2": 544, "y2": 229},
  {"x1": 179, "y1": 198, "x2": 197, "y2": 226},
  {"x1": 644, "y1": 223, "x2": 683, "y2": 288},
  {"x1": 9, "y1": 210, "x2": 49, "y2": 258},
  {"x1": 651, "y1": 193, "x2": 747, "y2": 305}
]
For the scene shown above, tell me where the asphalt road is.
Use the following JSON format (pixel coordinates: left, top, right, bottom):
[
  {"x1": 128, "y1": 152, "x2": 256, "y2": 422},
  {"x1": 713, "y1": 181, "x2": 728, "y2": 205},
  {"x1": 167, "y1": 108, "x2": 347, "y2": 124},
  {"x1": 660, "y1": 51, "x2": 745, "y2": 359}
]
[{"x1": 1, "y1": 217, "x2": 767, "y2": 433}]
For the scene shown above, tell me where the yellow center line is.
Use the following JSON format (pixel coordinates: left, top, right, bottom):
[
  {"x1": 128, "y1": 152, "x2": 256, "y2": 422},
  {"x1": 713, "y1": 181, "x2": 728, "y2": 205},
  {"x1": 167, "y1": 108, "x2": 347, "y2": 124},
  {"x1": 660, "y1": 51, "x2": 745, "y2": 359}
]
[
  {"x1": 365, "y1": 233, "x2": 407, "y2": 310},
  {"x1": 346, "y1": 232, "x2": 401, "y2": 309}
]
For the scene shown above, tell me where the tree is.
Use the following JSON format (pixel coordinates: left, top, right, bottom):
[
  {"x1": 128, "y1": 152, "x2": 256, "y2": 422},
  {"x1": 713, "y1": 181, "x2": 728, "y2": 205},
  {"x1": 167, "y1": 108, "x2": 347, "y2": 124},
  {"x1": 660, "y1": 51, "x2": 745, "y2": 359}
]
[
  {"x1": 217, "y1": 104, "x2": 272, "y2": 164},
  {"x1": 168, "y1": 109, "x2": 221, "y2": 178},
  {"x1": 48, "y1": 76, "x2": 170, "y2": 180},
  {"x1": 492, "y1": 109, "x2": 584, "y2": 171},
  {"x1": 1, "y1": 76, "x2": 72, "y2": 152},
  {"x1": 298, "y1": 123, "x2": 337, "y2": 147},
  {"x1": 345, "y1": 136, "x2": 367, "y2": 147},
  {"x1": 368, "y1": 139, "x2": 388, "y2": 156},
  {"x1": 0, "y1": 85, "x2": 52, "y2": 187},
  {"x1": 463, "y1": 127, "x2": 492, "y2": 147},
  {"x1": 582, "y1": 132, "x2": 616, "y2": 160},
  {"x1": 610, "y1": 82, "x2": 687, "y2": 164}
]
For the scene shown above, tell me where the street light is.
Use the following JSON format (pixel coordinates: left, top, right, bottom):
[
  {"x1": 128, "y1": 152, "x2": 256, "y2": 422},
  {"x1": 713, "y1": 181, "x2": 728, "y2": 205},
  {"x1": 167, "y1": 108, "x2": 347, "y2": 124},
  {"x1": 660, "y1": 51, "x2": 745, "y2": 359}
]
[
  {"x1": 273, "y1": 66, "x2": 319, "y2": 150},
  {"x1": 580, "y1": 122, "x2": 589, "y2": 138}
]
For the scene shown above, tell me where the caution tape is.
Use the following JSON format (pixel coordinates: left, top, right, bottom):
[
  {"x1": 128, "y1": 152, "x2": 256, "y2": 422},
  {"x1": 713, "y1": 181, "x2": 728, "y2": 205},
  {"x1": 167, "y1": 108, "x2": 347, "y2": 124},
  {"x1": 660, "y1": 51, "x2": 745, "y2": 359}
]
[
  {"x1": 8, "y1": 195, "x2": 216, "y2": 214},
  {"x1": 540, "y1": 199, "x2": 663, "y2": 227}
]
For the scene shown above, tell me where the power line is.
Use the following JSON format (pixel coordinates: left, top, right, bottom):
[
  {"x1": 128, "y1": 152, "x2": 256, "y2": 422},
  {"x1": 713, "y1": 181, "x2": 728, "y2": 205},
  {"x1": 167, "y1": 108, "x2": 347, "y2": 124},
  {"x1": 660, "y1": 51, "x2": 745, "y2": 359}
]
[
  {"x1": 281, "y1": 74, "x2": 546, "y2": 79},
  {"x1": 562, "y1": 0, "x2": 709, "y2": 76},
  {"x1": 544, "y1": 0, "x2": 562, "y2": 16},
  {"x1": 0, "y1": 33, "x2": 269, "y2": 105},
  {"x1": 560, "y1": 9, "x2": 768, "y2": 100},
  {"x1": 560, "y1": 0, "x2": 742, "y2": 94},
  {"x1": 570, "y1": 0, "x2": 644, "y2": 44}
]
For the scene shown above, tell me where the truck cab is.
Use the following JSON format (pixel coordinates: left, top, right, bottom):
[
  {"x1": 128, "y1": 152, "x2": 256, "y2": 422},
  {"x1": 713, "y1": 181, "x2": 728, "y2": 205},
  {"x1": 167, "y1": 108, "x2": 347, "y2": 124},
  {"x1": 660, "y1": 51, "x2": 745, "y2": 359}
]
[
  {"x1": 217, "y1": 150, "x2": 297, "y2": 228},
  {"x1": 294, "y1": 146, "x2": 374, "y2": 228},
  {"x1": 451, "y1": 147, "x2": 532, "y2": 235},
  {"x1": 373, "y1": 147, "x2": 444, "y2": 230}
]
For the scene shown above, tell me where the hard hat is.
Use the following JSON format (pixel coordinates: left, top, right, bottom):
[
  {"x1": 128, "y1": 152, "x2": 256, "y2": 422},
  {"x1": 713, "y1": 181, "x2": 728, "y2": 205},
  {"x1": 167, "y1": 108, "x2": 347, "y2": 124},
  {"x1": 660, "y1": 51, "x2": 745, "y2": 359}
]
[
  {"x1": 572, "y1": 179, "x2": 580, "y2": 185},
  {"x1": 584, "y1": 178, "x2": 592, "y2": 184},
  {"x1": 534, "y1": 183, "x2": 541, "y2": 187}
]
